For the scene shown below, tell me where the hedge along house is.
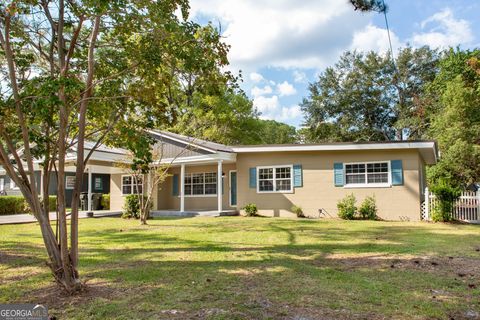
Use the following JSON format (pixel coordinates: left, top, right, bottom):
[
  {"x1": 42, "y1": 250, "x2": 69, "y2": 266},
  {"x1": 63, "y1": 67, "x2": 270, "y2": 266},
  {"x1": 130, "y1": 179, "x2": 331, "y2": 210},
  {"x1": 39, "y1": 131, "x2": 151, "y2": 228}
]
[
  {"x1": 0, "y1": 142, "x2": 126, "y2": 210},
  {"x1": 118, "y1": 131, "x2": 437, "y2": 221}
]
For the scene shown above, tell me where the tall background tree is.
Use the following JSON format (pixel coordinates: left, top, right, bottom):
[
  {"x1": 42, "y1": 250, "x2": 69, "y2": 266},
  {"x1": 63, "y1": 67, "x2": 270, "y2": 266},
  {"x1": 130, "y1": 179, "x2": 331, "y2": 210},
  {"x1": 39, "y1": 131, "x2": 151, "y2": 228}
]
[
  {"x1": 167, "y1": 85, "x2": 298, "y2": 145},
  {"x1": 0, "y1": 0, "x2": 230, "y2": 292},
  {"x1": 426, "y1": 49, "x2": 480, "y2": 186},
  {"x1": 301, "y1": 47, "x2": 439, "y2": 142}
]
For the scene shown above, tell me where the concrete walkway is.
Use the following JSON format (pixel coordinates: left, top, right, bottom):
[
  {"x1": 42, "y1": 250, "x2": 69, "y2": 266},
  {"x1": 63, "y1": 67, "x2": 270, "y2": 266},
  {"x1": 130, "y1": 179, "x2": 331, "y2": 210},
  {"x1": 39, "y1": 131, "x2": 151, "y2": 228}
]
[
  {"x1": 0, "y1": 210, "x2": 121, "y2": 225},
  {"x1": 151, "y1": 210, "x2": 238, "y2": 218}
]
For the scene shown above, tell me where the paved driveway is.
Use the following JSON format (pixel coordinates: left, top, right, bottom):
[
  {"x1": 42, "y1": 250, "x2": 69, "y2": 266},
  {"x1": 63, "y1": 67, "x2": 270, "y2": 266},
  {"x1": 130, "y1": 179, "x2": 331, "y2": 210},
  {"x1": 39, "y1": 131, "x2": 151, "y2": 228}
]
[{"x1": 0, "y1": 211, "x2": 121, "y2": 225}]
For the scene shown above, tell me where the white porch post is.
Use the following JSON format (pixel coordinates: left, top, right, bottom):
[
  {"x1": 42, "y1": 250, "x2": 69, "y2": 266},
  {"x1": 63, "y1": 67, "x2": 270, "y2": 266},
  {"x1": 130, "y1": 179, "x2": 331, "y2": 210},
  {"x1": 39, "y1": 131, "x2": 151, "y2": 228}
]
[
  {"x1": 217, "y1": 160, "x2": 223, "y2": 213},
  {"x1": 180, "y1": 164, "x2": 185, "y2": 212},
  {"x1": 425, "y1": 186, "x2": 429, "y2": 220},
  {"x1": 87, "y1": 166, "x2": 93, "y2": 212}
]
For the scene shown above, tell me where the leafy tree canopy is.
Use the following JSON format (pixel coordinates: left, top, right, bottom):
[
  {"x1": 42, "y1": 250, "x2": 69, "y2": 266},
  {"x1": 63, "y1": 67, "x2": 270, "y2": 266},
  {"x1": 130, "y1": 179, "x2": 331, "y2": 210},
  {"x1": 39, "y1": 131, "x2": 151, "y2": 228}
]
[
  {"x1": 427, "y1": 49, "x2": 480, "y2": 186},
  {"x1": 301, "y1": 47, "x2": 439, "y2": 142},
  {"x1": 349, "y1": 0, "x2": 387, "y2": 13}
]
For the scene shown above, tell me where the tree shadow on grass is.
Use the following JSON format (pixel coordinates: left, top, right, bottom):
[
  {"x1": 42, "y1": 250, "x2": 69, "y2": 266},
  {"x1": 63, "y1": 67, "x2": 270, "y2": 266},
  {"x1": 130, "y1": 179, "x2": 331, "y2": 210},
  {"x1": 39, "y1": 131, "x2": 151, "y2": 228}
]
[{"x1": 3, "y1": 219, "x2": 480, "y2": 319}]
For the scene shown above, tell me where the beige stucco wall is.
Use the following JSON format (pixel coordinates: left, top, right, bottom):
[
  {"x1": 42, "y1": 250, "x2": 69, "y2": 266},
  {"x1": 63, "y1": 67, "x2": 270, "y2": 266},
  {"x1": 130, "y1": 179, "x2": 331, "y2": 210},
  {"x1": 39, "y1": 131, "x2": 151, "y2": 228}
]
[
  {"x1": 235, "y1": 149, "x2": 426, "y2": 221},
  {"x1": 110, "y1": 174, "x2": 124, "y2": 211},
  {"x1": 156, "y1": 163, "x2": 237, "y2": 211}
]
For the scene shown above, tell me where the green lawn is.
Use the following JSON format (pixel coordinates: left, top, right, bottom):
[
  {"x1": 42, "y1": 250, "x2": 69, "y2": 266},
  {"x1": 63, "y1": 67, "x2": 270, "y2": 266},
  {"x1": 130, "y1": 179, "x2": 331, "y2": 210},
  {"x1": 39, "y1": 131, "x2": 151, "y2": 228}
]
[{"x1": 0, "y1": 217, "x2": 479, "y2": 319}]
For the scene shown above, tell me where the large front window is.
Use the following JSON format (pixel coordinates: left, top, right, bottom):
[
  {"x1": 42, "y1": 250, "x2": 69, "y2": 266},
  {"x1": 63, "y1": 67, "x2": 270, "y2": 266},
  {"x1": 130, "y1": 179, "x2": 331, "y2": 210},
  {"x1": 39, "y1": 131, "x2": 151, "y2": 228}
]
[
  {"x1": 185, "y1": 172, "x2": 217, "y2": 196},
  {"x1": 122, "y1": 175, "x2": 143, "y2": 195},
  {"x1": 345, "y1": 162, "x2": 389, "y2": 186},
  {"x1": 258, "y1": 166, "x2": 293, "y2": 193}
]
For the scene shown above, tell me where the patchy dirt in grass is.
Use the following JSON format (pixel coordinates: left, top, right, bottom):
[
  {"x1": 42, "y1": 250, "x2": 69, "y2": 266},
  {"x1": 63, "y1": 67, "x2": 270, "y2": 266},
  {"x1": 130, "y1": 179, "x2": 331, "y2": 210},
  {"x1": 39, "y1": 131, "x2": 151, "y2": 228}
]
[
  {"x1": 157, "y1": 305, "x2": 386, "y2": 320},
  {"x1": 316, "y1": 253, "x2": 480, "y2": 278},
  {"x1": 0, "y1": 250, "x2": 44, "y2": 266},
  {"x1": 0, "y1": 266, "x2": 44, "y2": 284},
  {"x1": 21, "y1": 279, "x2": 120, "y2": 310}
]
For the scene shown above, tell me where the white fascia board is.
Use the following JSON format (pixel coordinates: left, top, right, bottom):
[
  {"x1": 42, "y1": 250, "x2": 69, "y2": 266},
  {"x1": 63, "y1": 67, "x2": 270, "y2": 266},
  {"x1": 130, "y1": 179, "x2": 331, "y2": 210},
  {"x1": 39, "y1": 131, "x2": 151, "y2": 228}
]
[
  {"x1": 63, "y1": 150, "x2": 129, "y2": 163},
  {"x1": 147, "y1": 130, "x2": 217, "y2": 154},
  {"x1": 232, "y1": 142, "x2": 436, "y2": 153},
  {"x1": 158, "y1": 152, "x2": 236, "y2": 165}
]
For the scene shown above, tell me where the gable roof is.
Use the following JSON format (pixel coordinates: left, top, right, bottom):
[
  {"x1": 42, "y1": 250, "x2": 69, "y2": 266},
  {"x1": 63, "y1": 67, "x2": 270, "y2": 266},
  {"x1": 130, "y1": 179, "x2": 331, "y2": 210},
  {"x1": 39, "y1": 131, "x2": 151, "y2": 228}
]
[{"x1": 148, "y1": 130, "x2": 233, "y2": 153}]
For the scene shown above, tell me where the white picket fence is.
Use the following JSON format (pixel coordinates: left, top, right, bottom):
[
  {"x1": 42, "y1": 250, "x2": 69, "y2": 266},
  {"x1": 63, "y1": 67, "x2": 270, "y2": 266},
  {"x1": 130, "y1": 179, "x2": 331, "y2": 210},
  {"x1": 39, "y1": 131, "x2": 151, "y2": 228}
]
[{"x1": 421, "y1": 187, "x2": 480, "y2": 223}]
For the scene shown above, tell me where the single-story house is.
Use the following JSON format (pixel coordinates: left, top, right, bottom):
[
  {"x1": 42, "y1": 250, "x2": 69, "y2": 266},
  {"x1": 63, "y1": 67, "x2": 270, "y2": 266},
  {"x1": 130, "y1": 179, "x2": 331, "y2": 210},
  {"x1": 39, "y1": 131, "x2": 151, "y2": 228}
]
[
  {"x1": 0, "y1": 142, "x2": 124, "y2": 209},
  {"x1": 0, "y1": 131, "x2": 438, "y2": 221}
]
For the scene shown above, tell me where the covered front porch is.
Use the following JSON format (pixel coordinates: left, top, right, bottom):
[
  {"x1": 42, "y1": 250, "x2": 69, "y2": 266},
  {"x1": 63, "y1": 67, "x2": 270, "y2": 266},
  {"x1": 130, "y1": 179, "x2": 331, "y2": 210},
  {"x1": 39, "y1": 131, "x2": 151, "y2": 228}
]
[
  {"x1": 154, "y1": 152, "x2": 237, "y2": 214},
  {"x1": 64, "y1": 143, "x2": 130, "y2": 212}
]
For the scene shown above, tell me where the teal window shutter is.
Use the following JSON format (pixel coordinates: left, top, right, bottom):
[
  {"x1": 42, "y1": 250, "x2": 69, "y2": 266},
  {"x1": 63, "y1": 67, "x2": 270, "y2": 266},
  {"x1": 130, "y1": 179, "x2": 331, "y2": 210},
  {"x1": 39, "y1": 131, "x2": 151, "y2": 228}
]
[
  {"x1": 293, "y1": 164, "x2": 303, "y2": 187},
  {"x1": 334, "y1": 163, "x2": 344, "y2": 187},
  {"x1": 391, "y1": 160, "x2": 403, "y2": 185},
  {"x1": 249, "y1": 168, "x2": 257, "y2": 188},
  {"x1": 172, "y1": 174, "x2": 179, "y2": 196}
]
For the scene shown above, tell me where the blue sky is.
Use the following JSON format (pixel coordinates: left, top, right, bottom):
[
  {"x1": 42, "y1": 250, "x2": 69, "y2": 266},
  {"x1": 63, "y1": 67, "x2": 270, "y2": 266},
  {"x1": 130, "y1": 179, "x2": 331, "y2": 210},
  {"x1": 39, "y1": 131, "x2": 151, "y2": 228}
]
[{"x1": 189, "y1": 0, "x2": 480, "y2": 128}]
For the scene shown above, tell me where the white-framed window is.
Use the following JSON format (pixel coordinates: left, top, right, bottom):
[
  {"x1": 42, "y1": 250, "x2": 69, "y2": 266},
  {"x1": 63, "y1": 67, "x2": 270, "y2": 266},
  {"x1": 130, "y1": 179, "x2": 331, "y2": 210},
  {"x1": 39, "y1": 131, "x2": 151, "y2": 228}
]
[
  {"x1": 184, "y1": 172, "x2": 217, "y2": 196},
  {"x1": 344, "y1": 162, "x2": 390, "y2": 187},
  {"x1": 257, "y1": 165, "x2": 293, "y2": 193},
  {"x1": 65, "y1": 176, "x2": 76, "y2": 190},
  {"x1": 122, "y1": 175, "x2": 143, "y2": 195}
]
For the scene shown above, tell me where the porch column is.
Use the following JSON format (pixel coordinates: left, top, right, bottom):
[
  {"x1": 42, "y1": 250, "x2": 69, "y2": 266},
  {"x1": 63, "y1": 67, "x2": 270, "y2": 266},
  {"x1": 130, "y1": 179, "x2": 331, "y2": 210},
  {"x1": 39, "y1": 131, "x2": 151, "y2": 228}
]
[
  {"x1": 87, "y1": 166, "x2": 93, "y2": 212},
  {"x1": 217, "y1": 160, "x2": 223, "y2": 213},
  {"x1": 180, "y1": 164, "x2": 185, "y2": 212}
]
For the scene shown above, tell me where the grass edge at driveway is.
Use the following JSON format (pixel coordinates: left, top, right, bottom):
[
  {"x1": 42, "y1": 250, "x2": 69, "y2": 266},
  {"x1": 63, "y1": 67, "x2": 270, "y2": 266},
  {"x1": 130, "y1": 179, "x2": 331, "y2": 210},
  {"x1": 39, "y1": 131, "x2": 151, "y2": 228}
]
[{"x1": 0, "y1": 217, "x2": 479, "y2": 319}]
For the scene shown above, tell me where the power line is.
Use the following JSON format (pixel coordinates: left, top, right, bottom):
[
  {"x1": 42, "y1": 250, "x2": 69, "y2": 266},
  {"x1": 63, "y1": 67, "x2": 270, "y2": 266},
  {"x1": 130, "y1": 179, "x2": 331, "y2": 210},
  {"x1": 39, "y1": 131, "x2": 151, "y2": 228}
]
[{"x1": 382, "y1": 0, "x2": 396, "y2": 70}]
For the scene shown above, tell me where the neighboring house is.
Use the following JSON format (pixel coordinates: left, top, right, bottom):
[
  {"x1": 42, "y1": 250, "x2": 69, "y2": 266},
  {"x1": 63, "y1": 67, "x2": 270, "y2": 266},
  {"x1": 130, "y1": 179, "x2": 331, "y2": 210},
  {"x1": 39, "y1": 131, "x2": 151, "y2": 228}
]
[{"x1": 0, "y1": 131, "x2": 438, "y2": 221}]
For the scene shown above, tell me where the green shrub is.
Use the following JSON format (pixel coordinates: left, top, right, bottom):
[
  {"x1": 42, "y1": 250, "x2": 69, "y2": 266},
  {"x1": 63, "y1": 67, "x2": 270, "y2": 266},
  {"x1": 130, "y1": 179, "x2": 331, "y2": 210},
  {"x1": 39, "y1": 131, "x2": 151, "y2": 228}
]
[
  {"x1": 430, "y1": 181, "x2": 461, "y2": 222},
  {"x1": 122, "y1": 195, "x2": 141, "y2": 219},
  {"x1": 337, "y1": 194, "x2": 356, "y2": 220},
  {"x1": 243, "y1": 203, "x2": 258, "y2": 217},
  {"x1": 0, "y1": 195, "x2": 59, "y2": 215},
  {"x1": 101, "y1": 194, "x2": 110, "y2": 210},
  {"x1": 0, "y1": 196, "x2": 29, "y2": 215},
  {"x1": 291, "y1": 205, "x2": 305, "y2": 218},
  {"x1": 45, "y1": 196, "x2": 57, "y2": 212},
  {"x1": 359, "y1": 196, "x2": 377, "y2": 220}
]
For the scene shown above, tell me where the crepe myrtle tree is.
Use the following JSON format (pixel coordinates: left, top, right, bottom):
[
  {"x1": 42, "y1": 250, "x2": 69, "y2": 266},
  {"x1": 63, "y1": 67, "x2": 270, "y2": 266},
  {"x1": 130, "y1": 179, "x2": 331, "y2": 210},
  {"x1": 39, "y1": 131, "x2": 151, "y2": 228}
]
[
  {"x1": 115, "y1": 133, "x2": 199, "y2": 225},
  {"x1": 116, "y1": 139, "x2": 172, "y2": 225},
  {"x1": 0, "y1": 0, "x2": 231, "y2": 293}
]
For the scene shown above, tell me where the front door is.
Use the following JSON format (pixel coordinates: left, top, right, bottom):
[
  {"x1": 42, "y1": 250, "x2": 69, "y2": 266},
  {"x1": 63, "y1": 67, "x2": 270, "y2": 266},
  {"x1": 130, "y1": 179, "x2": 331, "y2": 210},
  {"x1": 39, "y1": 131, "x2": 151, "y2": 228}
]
[{"x1": 229, "y1": 171, "x2": 237, "y2": 207}]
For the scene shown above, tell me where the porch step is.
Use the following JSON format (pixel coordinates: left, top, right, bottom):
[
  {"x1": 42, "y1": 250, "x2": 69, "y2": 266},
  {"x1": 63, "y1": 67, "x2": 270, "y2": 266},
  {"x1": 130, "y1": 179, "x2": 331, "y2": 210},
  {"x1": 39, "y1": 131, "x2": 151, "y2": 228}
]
[{"x1": 151, "y1": 210, "x2": 238, "y2": 218}]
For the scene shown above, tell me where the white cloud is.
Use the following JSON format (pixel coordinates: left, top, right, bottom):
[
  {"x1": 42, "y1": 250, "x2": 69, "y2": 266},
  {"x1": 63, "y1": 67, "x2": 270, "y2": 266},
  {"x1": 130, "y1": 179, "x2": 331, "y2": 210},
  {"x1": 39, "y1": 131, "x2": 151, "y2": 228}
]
[
  {"x1": 292, "y1": 70, "x2": 308, "y2": 83},
  {"x1": 412, "y1": 8, "x2": 474, "y2": 48},
  {"x1": 277, "y1": 105, "x2": 302, "y2": 122},
  {"x1": 253, "y1": 93, "x2": 302, "y2": 124},
  {"x1": 350, "y1": 24, "x2": 403, "y2": 54},
  {"x1": 276, "y1": 81, "x2": 297, "y2": 97},
  {"x1": 249, "y1": 72, "x2": 265, "y2": 83},
  {"x1": 253, "y1": 95, "x2": 280, "y2": 114},
  {"x1": 251, "y1": 85, "x2": 273, "y2": 97},
  {"x1": 189, "y1": 0, "x2": 371, "y2": 72}
]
